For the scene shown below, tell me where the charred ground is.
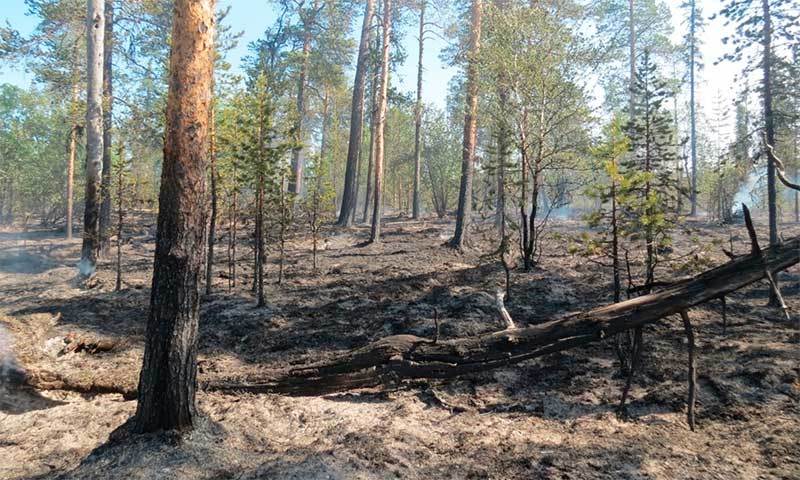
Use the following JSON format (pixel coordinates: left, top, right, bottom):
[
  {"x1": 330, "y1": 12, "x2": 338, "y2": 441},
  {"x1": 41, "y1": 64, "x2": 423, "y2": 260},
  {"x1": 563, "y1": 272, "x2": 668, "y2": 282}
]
[{"x1": 0, "y1": 215, "x2": 798, "y2": 479}]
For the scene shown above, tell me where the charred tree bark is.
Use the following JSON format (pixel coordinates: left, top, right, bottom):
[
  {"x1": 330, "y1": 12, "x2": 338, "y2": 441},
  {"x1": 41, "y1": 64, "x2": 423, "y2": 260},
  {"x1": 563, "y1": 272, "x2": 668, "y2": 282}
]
[
  {"x1": 206, "y1": 103, "x2": 218, "y2": 296},
  {"x1": 761, "y1": 0, "x2": 779, "y2": 305},
  {"x1": 362, "y1": 52, "x2": 379, "y2": 224},
  {"x1": 450, "y1": 0, "x2": 482, "y2": 250},
  {"x1": 228, "y1": 162, "x2": 238, "y2": 291},
  {"x1": 132, "y1": 0, "x2": 215, "y2": 434},
  {"x1": 115, "y1": 143, "x2": 125, "y2": 292},
  {"x1": 99, "y1": 0, "x2": 114, "y2": 253},
  {"x1": 337, "y1": 0, "x2": 376, "y2": 226},
  {"x1": 369, "y1": 0, "x2": 392, "y2": 244},
  {"x1": 255, "y1": 173, "x2": 266, "y2": 306},
  {"x1": 79, "y1": 0, "x2": 105, "y2": 278}
]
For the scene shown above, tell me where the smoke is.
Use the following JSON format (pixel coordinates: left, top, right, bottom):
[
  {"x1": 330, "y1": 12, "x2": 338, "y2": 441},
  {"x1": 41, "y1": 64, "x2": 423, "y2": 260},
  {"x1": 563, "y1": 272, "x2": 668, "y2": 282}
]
[
  {"x1": 0, "y1": 325, "x2": 23, "y2": 385},
  {"x1": 77, "y1": 258, "x2": 96, "y2": 278},
  {"x1": 732, "y1": 166, "x2": 764, "y2": 213}
]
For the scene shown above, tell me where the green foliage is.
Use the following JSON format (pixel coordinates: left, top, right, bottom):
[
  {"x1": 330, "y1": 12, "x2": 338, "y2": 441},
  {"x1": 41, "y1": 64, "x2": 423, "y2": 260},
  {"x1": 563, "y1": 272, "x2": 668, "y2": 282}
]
[
  {"x1": 622, "y1": 51, "x2": 685, "y2": 283},
  {"x1": 0, "y1": 83, "x2": 74, "y2": 223},
  {"x1": 222, "y1": 74, "x2": 296, "y2": 209},
  {"x1": 421, "y1": 108, "x2": 461, "y2": 218}
]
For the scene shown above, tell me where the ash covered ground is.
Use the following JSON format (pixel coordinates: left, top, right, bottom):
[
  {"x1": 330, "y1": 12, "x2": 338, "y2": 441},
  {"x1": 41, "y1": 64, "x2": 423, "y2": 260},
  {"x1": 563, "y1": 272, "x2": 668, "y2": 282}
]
[{"x1": 0, "y1": 215, "x2": 798, "y2": 479}]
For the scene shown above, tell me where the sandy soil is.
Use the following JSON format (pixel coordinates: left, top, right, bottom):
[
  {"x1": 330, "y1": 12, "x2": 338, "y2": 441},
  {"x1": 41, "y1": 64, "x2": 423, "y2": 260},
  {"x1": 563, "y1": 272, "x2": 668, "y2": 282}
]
[{"x1": 0, "y1": 215, "x2": 798, "y2": 479}]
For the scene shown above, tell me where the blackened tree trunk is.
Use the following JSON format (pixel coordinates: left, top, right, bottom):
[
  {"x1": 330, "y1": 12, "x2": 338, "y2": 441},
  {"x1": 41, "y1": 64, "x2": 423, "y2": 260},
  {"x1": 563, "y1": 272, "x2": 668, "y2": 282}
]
[
  {"x1": 255, "y1": 173, "x2": 266, "y2": 306},
  {"x1": 362, "y1": 52, "x2": 379, "y2": 224},
  {"x1": 115, "y1": 143, "x2": 125, "y2": 292},
  {"x1": 337, "y1": 0, "x2": 376, "y2": 226},
  {"x1": 369, "y1": 0, "x2": 391, "y2": 244},
  {"x1": 100, "y1": 0, "x2": 114, "y2": 251},
  {"x1": 206, "y1": 103, "x2": 217, "y2": 296},
  {"x1": 450, "y1": 0, "x2": 482, "y2": 250},
  {"x1": 761, "y1": 0, "x2": 779, "y2": 304},
  {"x1": 79, "y1": 0, "x2": 105, "y2": 278},
  {"x1": 412, "y1": 0, "x2": 426, "y2": 220},
  {"x1": 228, "y1": 161, "x2": 238, "y2": 291},
  {"x1": 132, "y1": 0, "x2": 215, "y2": 433}
]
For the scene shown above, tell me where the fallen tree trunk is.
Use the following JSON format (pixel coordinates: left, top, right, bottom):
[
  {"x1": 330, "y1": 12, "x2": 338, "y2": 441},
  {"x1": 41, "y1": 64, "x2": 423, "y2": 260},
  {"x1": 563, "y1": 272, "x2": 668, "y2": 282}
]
[
  {"x1": 21, "y1": 369, "x2": 137, "y2": 400},
  {"x1": 21, "y1": 232, "x2": 799, "y2": 399},
  {"x1": 206, "y1": 235, "x2": 799, "y2": 396}
]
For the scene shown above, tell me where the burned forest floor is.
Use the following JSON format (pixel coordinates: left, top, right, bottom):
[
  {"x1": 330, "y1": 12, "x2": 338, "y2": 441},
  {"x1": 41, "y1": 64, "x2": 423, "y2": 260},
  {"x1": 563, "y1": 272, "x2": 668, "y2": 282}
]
[{"x1": 0, "y1": 213, "x2": 799, "y2": 479}]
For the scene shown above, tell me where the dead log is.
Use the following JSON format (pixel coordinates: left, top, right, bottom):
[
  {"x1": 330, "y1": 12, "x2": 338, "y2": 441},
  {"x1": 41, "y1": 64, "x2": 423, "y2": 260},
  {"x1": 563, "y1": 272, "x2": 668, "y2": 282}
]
[
  {"x1": 19, "y1": 368, "x2": 137, "y2": 400},
  {"x1": 62, "y1": 333, "x2": 117, "y2": 355},
  {"x1": 207, "y1": 235, "x2": 800, "y2": 395},
  {"x1": 21, "y1": 228, "x2": 800, "y2": 399}
]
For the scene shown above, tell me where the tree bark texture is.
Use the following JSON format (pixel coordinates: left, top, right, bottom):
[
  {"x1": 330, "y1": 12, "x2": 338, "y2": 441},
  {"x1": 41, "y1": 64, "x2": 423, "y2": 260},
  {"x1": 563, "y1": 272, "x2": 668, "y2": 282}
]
[
  {"x1": 132, "y1": 0, "x2": 215, "y2": 433},
  {"x1": 337, "y1": 0, "x2": 376, "y2": 226},
  {"x1": 79, "y1": 0, "x2": 105, "y2": 277},
  {"x1": 761, "y1": 0, "x2": 779, "y2": 304},
  {"x1": 206, "y1": 103, "x2": 217, "y2": 296},
  {"x1": 450, "y1": 0, "x2": 482, "y2": 250},
  {"x1": 100, "y1": 0, "x2": 114, "y2": 251},
  {"x1": 412, "y1": 1, "x2": 425, "y2": 220},
  {"x1": 369, "y1": 0, "x2": 392, "y2": 244}
]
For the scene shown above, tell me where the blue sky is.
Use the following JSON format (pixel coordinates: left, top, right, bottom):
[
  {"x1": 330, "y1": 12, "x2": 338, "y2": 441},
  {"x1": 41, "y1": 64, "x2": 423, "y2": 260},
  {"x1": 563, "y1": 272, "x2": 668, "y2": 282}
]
[
  {"x1": 0, "y1": 0, "x2": 459, "y2": 109},
  {"x1": 0, "y1": 0, "x2": 753, "y2": 135}
]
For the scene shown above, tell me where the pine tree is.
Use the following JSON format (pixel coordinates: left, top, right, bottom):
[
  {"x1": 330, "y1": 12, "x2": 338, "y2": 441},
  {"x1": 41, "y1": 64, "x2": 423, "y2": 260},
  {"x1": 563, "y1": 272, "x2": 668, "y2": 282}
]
[
  {"x1": 449, "y1": 0, "x2": 482, "y2": 250},
  {"x1": 623, "y1": 50, "x2": 683, "y2": 289},
  {"x1": 133, "y1": 0, "x2": 216, "y2": 434},
  {"x1": 79, "y1": 0, "x2": 105, "y2": 278},
  {"x1": 584, "y1": 117, "x2": 631, "y2": 302}
]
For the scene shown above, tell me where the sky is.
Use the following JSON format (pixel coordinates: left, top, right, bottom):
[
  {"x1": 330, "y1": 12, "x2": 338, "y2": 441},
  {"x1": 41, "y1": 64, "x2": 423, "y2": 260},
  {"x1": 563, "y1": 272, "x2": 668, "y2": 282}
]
[{"x1": 0, "y1": 0, "x2": 747, "y2": 136}]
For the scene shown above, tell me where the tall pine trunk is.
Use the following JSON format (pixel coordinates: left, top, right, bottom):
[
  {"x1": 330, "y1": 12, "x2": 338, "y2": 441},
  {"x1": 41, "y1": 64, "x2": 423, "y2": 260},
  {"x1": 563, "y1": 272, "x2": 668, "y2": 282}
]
[
  {"x1": 337, "y1": 0, "x2": 376, "y2": 226},
  {"x1": 100, "y1": 0, "x2": 114, "y2": 251},
  {"x1": 689, "y1": 0, "x2": 697, "y2": 216},
  {"x1": 412, "y1": 1, "x2": 425, "y2": 220},
  {"x1": 369, "y1": 0, "x2": 392, "y2": 243},
  {"x1": 761, "y1": 0, "x2": 779, "y2": 304},
  {"x1": 362, "y1": 56, "x2": 379, "y2": 224},
  {"x1": 290, "y1": 6, "x2": 315, "y2": 196},
  {"x1": 450, "y1": 0, "x2": 482, "y2": 250},
  {"x1": 132, "y1": 0, "x2": 215, "y2": 433},
  {"x1": 79, "y1": 0, "x2": 105, "y2": 278}
]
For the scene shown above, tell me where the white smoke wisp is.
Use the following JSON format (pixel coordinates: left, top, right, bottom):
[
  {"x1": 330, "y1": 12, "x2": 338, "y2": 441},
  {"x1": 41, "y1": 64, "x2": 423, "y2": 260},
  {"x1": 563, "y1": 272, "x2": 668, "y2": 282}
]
[
  {"x1": 732, "y1": 167, "x2": 764, "y2": 213},
  {"x1": 77, "y1": 258, "x2": 96, "y2": 278},
  {"x1": 0, "y1": 325, "x2": 23, "y2": 384}
]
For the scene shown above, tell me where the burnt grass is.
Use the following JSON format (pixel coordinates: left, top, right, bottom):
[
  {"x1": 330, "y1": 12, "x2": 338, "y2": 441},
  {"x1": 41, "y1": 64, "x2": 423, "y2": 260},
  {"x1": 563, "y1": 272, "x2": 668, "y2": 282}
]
[{"x1": 0, "y1": 213, "x2": 798, "y2": 479}]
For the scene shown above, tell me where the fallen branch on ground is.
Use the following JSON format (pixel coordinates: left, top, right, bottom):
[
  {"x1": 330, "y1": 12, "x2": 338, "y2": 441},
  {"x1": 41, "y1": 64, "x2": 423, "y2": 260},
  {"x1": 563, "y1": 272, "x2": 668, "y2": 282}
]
[
  {"x1": 20, "y1": 213, "x2": 799, "y2": 405},
  {"x1": 207, "y1": 222, "x2": 798, "y2": 396}
]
